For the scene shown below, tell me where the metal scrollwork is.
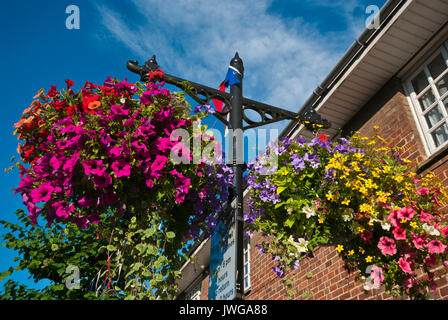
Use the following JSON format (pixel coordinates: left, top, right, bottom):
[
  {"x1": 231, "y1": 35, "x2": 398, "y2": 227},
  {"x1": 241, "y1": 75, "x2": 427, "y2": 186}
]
[{"x1": 126, "y1": 55, "x2": 331, "y2": 132}]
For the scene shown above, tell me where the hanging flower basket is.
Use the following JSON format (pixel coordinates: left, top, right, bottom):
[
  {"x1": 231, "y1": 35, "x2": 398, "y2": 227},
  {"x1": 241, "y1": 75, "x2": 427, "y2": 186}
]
[{"x1": 246, "y1": 130, "x2": 448, "y2": 299}]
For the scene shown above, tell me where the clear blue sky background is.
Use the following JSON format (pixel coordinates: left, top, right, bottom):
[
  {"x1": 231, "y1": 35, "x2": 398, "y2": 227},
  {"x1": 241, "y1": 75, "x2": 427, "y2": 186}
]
[{"x1": 0, "y1": 0, "x2": 386, "y2": 290}]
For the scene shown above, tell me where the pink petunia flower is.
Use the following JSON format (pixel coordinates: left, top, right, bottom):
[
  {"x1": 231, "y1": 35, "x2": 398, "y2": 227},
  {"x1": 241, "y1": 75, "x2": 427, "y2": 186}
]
[
  {"x1": 52, "y1": 201, "x2": 74, "y2": 219},
  {"x1": 424, "y1": 254, "x2": 437, "y2": 266},
  {"x1": 388, "y1": 210, "x2": 401, "y2": 228},
  {"x1": 403, "y1": 277, "x2": 414, "y2": 291},
  {"x1": 398, "y1": 256, "x2": 413, "y2": 274},
  {"x1": 441, "y1": 226, "x2": 448, "y2": 237},
  {"x1": 377, "y1": 236, "x2": 397, "y2": 256},
  {"x1": 370, "y1": 266, "x2": 384, "y2": 287},
  {"x1": 111, "y1": 159, "x2": 131, "y2": 178},
  {"x1": 30, "y1": 182, "x2": 54, "y2": 203},
  {"x1": 83, "y1": 159, "x2": 106, "y2": 176},
  {"x1": 92, "y1": 173, "x2": 112, "y2": 188},
  {"x1": 417, "y1": 187, "x2": 430, "y2": 196},
  {"x1": 392, "y1": 227, "x2": 407, "y2": 241},
  {"x1": 411, "y1": 232, "x2": 426, "y2": 250},
  {"x1": 397, "y1": 206, "x2": 415, "y2": 221},
  {"x1": 110, "y1": 104, "x2": 129, "y2": 116},
  {"x1": 50, "y1": 155, "x2": 61, "y2": 170},
  {"x1": 426, "y1": 240, "x2": 447, "y2": 254},
  {"x1": 419, "y1": 210, "x2": 434, "y2": 224}
]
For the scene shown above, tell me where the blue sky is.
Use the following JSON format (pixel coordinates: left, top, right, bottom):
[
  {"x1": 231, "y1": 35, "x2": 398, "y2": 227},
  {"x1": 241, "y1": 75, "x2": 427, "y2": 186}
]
[{"x1": 0, "y1": 0, "x2": 386, "y2": 290}]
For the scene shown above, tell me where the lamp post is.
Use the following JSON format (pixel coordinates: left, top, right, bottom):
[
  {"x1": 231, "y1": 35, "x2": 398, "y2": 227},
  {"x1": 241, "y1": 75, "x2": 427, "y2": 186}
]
[{"x1": 126, "y1": 53, "x2": 330, "y2": 300}]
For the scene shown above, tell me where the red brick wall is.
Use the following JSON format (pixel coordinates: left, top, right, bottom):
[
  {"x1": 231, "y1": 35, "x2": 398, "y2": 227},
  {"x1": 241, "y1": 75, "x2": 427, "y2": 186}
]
[{"x1": 240, "y1": 77, "x2": 448, "y2": 300}]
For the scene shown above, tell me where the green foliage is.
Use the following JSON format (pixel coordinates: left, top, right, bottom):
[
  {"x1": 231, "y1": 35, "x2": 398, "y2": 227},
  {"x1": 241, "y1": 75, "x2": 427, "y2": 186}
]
[{"x1": 0, "y1": 209, "x2": 112, "y2": 299}]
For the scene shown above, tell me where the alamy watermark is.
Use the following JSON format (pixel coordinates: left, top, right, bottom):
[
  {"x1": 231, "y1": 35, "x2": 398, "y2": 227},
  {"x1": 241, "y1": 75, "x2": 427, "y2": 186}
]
[
  {"x1": 65, "y1": 264, "x2": 80, "y2": 289},
  {"x1": 66, "y1": 5, "x2": 80, "y2": 30},
  {"x1": 365, "y1": 5, "x2": 380, "y2": 30}
]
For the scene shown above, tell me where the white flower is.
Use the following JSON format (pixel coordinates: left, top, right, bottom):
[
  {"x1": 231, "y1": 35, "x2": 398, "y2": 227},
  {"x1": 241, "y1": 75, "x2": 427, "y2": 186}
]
[
  {"x1": 120, "y1": 97, "x2": 126, "y2": 104},
  {"x1": 423, "y1": 223, "x2": 440, "y2": 236},
  {"x1": 289, "y1": 236, "x2": 308, "y2": 253},
  {"x1": 380, "y1": 220, "x2": 391, "y2": 231},
  {"x1": 342, "y1": 213, "x2": 352, "y2": 222},
  {"x1": 302, "y1": 205, "x2": 316, "y2": 219}
]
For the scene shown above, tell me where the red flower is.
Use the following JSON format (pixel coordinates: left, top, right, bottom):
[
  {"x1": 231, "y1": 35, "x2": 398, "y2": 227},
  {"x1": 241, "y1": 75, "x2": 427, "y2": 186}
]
[
  {"x1": 148, "y1": 68, "x2": 165, "y2": 82},
  {"x1": 47, "y1": 85, "x2": 59, "y2": 98},
  {"x1": 317, "y1": 133, "x2": 328, "y2": 143},
  {"x1": 65, "y1": 79, "x2": 75, "y2": 89},
  {"x1": 53, "y1": 101, "x2": 66, "y2": 111},
  {"x1": 82, "y1": 95, "x2": 100, "y2": 114}
]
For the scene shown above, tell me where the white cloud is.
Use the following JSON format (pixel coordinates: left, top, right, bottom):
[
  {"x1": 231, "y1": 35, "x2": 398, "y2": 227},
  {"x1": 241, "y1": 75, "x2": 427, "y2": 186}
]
[{"x1": 95, "y1": 0, "x2": 366, "y2": 128}]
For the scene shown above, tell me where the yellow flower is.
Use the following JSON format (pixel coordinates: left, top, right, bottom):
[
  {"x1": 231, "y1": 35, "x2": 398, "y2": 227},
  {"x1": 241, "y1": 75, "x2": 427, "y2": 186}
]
[
  {"x1": 318, "y1": 217, "x2": 324, "y2": 224},
  {"x1": 341, "y1": 198, "x2": 351, "y2": 206},
  {"x1": 400, "y1": 219, "x2": 408, "y2": 224},
  {"x1": 359, "y1": 247, "x2": 365, "y2": 254},
  {"x1": 383, "y1": 166, "x2": 391, "y2": 173},
  {"x1": 348, "y1": 250, "x2": 354, "y2": 256},
  {"x1": 326, "y1": 192, "x2": 335, "y2": 201},
  {"x1": 359, "y1": 203, "x2": 373, "y2": 214},
  {"x1": 359, "y1": 186, "x2": 368, "y2": 195},
  {"x1": 336, "y1": 245, "x2": 344, "y2": 253},
  {"x1": 358, "y1": 227, "x2": 365, "y2": 233},
  {"x1": 365, "y1": 256, "x2": 373, "y2": 263},
  {"x1": 410, "y1": 221, "x2": 418, "y2": 229},
  {"x1": 393, "y1": 175, "x2": 404, "y2": 183}
]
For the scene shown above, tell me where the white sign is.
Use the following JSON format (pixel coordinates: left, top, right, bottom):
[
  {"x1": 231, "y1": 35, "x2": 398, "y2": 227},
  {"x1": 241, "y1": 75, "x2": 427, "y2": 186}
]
[{"x1": 208, "y1": 216, "x2": 236, "y2": 300}]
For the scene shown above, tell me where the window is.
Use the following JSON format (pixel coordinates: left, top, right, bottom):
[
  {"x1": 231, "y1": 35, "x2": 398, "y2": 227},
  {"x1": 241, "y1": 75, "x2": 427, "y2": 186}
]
[
  {"x1": 405, "y1": 40, "x2": 448, "y2": 154},
  {"x1": 185, "y1": 279, "x2": 202, "y2": 300},
  {"x1": 243, "y1": 236, "x2": 251, "y2": 291}
]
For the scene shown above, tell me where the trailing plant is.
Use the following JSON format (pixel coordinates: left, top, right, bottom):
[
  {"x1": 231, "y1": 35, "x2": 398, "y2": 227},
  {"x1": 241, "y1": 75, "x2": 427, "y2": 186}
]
[{"x1": 247, "y1": 130, "x2": 448, "y2": 299}]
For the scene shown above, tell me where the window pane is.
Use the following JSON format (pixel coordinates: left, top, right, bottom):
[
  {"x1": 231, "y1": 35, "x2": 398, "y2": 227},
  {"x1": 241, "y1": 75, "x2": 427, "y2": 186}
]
[
  {"x1": 431, "y1": 123, "x2": 448, "y2": 147},
  {"x1": 411, "y1": 71, "x2": 429, "y2": 94},
  {"x1": 437, "y1": 74, "x2": 448, "y2": 97},
  {"x1": 428, "y1": 54, "x2": 447, "y2": 80},
  {"x1": 425, "y1": 106, "x2": 444, "y2": 128},
  {"x1": 419, "y1": 89, "x2": 436, "y2": 111},
  {"x1": 444, "y1": 97, "x2": 448, "y2": 112}
]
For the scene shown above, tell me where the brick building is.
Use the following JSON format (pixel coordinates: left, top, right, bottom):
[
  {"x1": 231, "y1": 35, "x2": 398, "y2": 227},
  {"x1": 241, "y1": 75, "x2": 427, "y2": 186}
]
[{"x1": 176, "y1": 0, "x2": 448, "y2": 300}]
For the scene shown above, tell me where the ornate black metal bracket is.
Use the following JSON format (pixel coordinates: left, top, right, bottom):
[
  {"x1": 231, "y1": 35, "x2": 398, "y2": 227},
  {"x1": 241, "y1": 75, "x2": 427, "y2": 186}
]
[{"x1": 126, "y1": 56, "x2": 331, "y2": 131}]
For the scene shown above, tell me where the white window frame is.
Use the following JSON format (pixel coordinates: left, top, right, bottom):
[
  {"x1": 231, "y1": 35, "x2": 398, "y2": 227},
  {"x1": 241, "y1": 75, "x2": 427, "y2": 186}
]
[
  {"x1": 404, "y1": 39, "x2": 448, "y2": 155},
  {"x1": 243, "y1": 236, "x2": 251, "y2": 292},
  {"x1": 185, "y1": 278, "x2": 202, "y2": 300}
]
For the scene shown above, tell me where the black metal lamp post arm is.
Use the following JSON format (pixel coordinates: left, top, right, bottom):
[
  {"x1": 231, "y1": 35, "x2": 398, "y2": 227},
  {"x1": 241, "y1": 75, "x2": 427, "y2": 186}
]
[{"x1": 126, "y1": 57, "x2": 330, "y2": 131}]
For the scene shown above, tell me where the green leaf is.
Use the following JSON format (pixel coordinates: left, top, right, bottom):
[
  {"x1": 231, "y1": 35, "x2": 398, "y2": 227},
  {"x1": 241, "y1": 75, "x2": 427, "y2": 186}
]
[
  {"x1": 274, "y1": 202, "x2": 285, "y2": 209},
  {"x1": 166, "y1": 231, "x2": 175, "y2": 239},
  {"x1": 277, "y1": 186, "x2": 287, "y2": 195},
  {"x1": 284, "y1": 218, "x2": 295, "y2": 228},
  {"x1": 106, "y1": 245, "x2": 117, "y2": 252}
]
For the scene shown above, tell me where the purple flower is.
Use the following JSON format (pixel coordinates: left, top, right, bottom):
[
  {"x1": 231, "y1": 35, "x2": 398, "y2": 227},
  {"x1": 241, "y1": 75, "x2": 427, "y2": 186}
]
[
  {"x1": 111, "y1": 159, "x2": 131, "y2": 178},
  {"x1": 30, "y1": 182, "x2": 54, "y2": 203},
  {"x1": 82, "y1": 159, "x2": 106, "y2": 176},
  {"x1": 62, "y1": 152, "x2": 80, "y2": 172},
  {"x1": 103, "y1": 76, "x2": 114, "y2": 88},
  {"x1": 194, "y1": 104, "x2": 215, "y2": 114},
  {"x1": 78, "y1": 194, "x2": 95, "y2": 208},
  {"x1": 52, "y1": 201, "x2": 74, "y2": 219},
  {"x1": 93, "y1": 173, "x2": 112, "y2": 188},
  {"x1": 149, "y1": 155, "x2": 168, "y2": 180},
  {"x1": 110, "y1": 104, "x2": 129, "y2": 116},
  {"x1": 290, "y1": 154, "x2": 305, "y2": 171},
  {"x1": 272, "y1": 266, "x2": 285, "y2": 278},
  {"x1": 50, "y1": 155, "x2": 62, "y2": 170}
]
